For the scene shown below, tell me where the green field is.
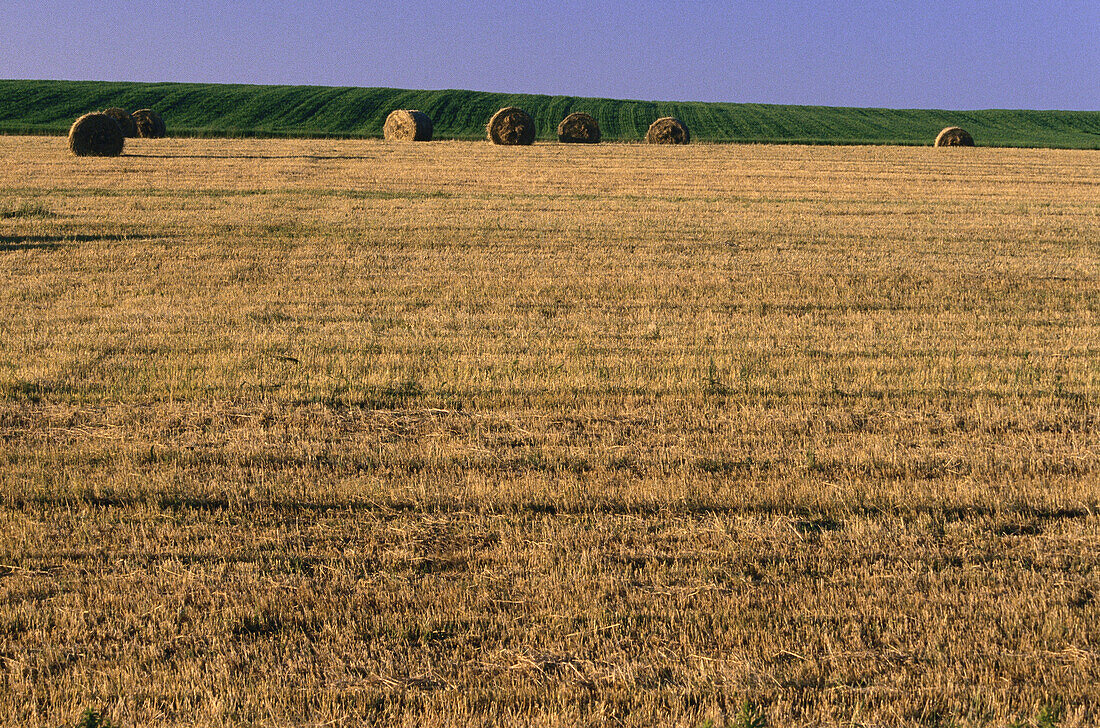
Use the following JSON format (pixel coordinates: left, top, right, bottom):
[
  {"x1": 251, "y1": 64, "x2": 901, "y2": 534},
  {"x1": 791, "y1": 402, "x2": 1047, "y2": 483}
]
[{"x1": 2, "y1": 79, "x2": 1099, "y2": 147}]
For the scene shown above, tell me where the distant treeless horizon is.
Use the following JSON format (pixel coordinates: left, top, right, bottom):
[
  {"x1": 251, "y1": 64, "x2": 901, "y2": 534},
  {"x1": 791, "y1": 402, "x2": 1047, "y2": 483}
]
[{"x1": 2, "y1": 0, "x2": 1098, "y2": 111}]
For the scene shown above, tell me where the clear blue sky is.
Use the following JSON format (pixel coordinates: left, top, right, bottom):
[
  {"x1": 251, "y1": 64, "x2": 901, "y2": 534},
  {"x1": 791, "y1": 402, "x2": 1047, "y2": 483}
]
[{"x1": 2, "y1": 0, "x2": 1097, "y2": 110}]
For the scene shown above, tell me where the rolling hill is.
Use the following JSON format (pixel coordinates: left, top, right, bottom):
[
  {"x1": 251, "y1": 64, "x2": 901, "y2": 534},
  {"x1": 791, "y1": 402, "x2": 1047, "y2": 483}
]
[{"x1": 1, "y1": 79, "x2": 1098, "y2": 148}]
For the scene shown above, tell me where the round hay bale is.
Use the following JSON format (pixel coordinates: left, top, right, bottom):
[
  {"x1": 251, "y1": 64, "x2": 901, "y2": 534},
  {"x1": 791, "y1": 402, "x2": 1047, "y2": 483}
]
[
  {"x1": 68, "y1": 113, "x2": 125, "y2": 157},
  {"x1": 132, "y1": 109, "x2": 166, "y2": 139},
  {"x1": 557, "y1": 112, "x2": 601, "y2": 144},
  {"x1": 384, "y1": 109, "x2": 433, "y2": 141},
  {"x1": 646, "y1": 117, "x2": 690, "y2": 144},
  {"x1": 934, "y1": 126, "x2": 974, "y2": 147},
  {"x1": 487, "y1": 107, "x2": 536, "y2": 145},
  {"x1": 102, "y1": 107, "x2": 137, "y2": 137}
]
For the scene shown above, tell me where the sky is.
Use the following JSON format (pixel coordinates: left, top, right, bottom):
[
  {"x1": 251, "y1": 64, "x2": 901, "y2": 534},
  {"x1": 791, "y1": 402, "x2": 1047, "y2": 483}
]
[{"x1": 2, "y1": 0, "x2": 1097, "y2": 110}]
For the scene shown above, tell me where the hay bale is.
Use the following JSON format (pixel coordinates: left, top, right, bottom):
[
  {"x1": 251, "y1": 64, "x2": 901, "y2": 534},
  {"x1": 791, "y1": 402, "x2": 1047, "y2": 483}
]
[
  {"x1": 487, "y1": 107, "x2": 536, "y2": 145},
  {"x1": 557, "y1": 112, "x2": 601, "y2": 144},
  {"x1": 102, "y1": 107, "x2": 137, "y2": 137},
  {"x1": 646, "y1": 117, "x2": 690, "y2": 144},
  {"x1": 132, "y1": 109, "x2": 166, "y2": 139},
  {"x1": 384, "y1": 109, "x2": 433, "y2": 141},
  {"x1": 68, "y1": 113, "x2": 124, "y2": 157},
  {"x1": 934, "y1": 126, "x2": 974, "y2": 147}
]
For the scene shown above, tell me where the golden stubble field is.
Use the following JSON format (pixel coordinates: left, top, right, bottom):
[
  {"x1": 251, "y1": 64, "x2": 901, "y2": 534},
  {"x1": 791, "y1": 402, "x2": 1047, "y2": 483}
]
[{"x1": 1, "y1": 136, "x2": 1098, "y2": 727}]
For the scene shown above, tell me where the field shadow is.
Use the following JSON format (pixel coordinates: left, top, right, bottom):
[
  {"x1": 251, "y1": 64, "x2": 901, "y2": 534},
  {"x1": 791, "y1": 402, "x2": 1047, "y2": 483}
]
[
  {"x1": 125, "y1": 153, "x2": 374, "y2": 161},
  {"x1": 0, "y1": 239, "x2": 65, "y2": 252},
  {"x1": 0, "y1": 233, "x2": 159, "y2": 251},
  {"x1": 7, "y1": 490, "x2": 1093, "y2": 525},
  {"x1": 0, "y1": 235, "x2": 72, "y2": 252}
]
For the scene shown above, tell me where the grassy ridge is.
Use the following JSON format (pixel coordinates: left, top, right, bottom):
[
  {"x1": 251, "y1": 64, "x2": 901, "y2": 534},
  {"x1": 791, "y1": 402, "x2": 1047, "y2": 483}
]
[{"x1": 1, "y1": 78, "x2": 1099, "y2": 147}]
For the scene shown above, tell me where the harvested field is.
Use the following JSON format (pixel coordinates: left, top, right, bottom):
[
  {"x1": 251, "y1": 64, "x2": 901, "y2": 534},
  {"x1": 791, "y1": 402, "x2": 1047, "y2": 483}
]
[{"x1": 0, "y1": 137, "x2": 1098, "y2": 727}]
